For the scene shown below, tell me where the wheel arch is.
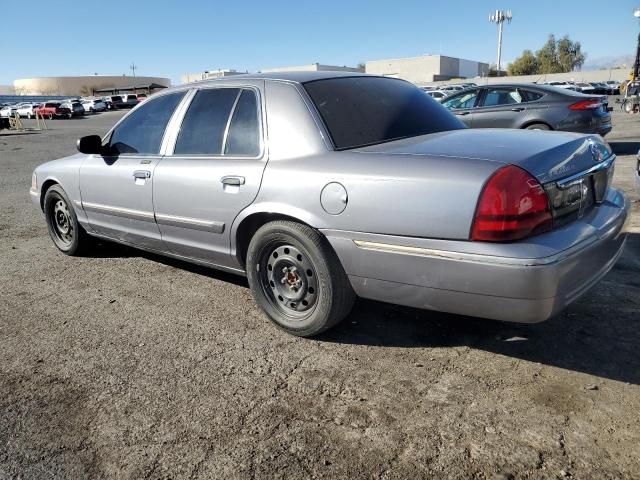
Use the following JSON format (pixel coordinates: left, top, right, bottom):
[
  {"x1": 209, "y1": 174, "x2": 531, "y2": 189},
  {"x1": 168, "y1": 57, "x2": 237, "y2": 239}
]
[
  {"x1": 232, "y1": 204, "x2": 326, "y2": 268},
  {"x1": 39, "y1": 178, "x2": 60, "y2": 210},
  {"x1": 520, "y1": 120, "x2": 554, "y2": 130}
]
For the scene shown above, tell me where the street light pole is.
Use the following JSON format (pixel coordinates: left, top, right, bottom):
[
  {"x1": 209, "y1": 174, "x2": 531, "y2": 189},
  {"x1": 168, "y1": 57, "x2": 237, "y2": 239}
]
[
  {"x1": 489, "y1": 9, "x2": 513, "y2": 76},
  {"x1": 633, "y1": 8, "x2": 640, "y2": 81}
]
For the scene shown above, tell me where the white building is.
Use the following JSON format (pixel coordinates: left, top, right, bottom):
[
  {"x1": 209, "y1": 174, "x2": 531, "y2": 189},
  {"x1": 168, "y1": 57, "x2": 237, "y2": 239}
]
[
  {"x1": 260, "y1": 63, "x2": 364, "y2": 74},
  {"x1": 181, "y1": 69, "x2": 247, "y2": 84},
  {"x1": 366, "y1": 55, "x2": 489, "y2": 84}
]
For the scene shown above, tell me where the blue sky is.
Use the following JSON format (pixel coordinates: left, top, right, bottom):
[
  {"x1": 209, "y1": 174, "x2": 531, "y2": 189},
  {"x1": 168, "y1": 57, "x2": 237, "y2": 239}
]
[{"x1": 1, "y1": 0, "x2": 639, "y2": 85}]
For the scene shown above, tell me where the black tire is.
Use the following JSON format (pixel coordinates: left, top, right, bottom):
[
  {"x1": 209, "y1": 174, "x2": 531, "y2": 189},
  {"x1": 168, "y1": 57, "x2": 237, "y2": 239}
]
[
  {"x1": 246, "y1": 221, "x2": 355, "y2": 337},
  {"x1": 525, "y1": 123, "x2": 551, "y2": 130},
  {"x1": 43, "y1": 184, "x2": 92, "y2": 256}
]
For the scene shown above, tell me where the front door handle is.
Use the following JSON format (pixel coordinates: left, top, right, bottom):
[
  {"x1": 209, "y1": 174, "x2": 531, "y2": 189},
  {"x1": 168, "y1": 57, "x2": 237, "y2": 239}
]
[
  {"x1": 221, "y1": 175, "x2": 245, "y2": 186},
  {"x1": 511, "y1": 107, "x2": 525, "y2": 112},
  {"x1": 133, "y1": 170, "x2": 151, "y2": 179},
  {"x1": 455, "y1": 111, "x2": 470, "y2": 116}
]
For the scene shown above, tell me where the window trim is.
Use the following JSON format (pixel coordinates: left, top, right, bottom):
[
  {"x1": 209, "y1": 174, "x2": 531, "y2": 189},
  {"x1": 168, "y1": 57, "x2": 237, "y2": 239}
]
[
  {"x1": 167, "y1": 85, "x2": 265, "y2": 160},
  {"x1": 101, "y1": 88, "x2": 191, "y2": 157}
]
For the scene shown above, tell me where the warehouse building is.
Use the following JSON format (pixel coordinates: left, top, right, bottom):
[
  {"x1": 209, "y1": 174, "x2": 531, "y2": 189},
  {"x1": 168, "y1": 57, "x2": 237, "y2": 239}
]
[
  {"x1": 366, "y1": 55, "x2": 489, "y2": 84},
  {"x1": 260, "y1": 63, "x2": 364, "y2": 74},
  {"x1": 180, "y1": 69, "x2": 247, "y2": 84},
  {"x1": 13, "y1": 75, "x2": 170, "y2": 96}
]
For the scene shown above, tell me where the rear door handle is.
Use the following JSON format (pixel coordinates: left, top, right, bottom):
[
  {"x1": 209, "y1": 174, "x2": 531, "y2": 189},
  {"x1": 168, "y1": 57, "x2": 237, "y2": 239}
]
[
  {"x1": 455, "y1": 111, "x2": 470, "y2": 116},
  {"x1": 133, "y1": 170, "x2": 151, "y2": 179},
  {"x1": 221, "y1": 175, "x2": 245, "y2": 186},
  {"x1": 511, "y1": 107, "x2": 525, "y2": 112}
]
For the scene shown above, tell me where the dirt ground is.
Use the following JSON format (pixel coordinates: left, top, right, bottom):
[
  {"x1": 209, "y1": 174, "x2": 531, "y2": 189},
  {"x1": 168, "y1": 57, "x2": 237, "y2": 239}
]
[{"x1": 1, "y1": 104, "x2": 639, "y2": 479}]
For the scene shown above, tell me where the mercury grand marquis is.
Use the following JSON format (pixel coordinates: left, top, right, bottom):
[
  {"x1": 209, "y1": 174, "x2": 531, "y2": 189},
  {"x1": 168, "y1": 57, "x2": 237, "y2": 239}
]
[{"x1": 29, "y1": 72, "x2": 629, "y2": 337}]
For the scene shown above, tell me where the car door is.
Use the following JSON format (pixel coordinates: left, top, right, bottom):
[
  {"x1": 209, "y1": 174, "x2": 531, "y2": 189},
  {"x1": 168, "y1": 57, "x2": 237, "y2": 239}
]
[
  {"x1": 152, "y1": 82, "x2": 266, "y2": 268},
  {"x1": 440, "y1": 89, "x2": 480, "y2": 127},
  {"x1": 472, "y1": 87, "x2": 529, "y2": 128},
  {"x1": 79, "y1": 91, "x2": 186, "y2": 250}
]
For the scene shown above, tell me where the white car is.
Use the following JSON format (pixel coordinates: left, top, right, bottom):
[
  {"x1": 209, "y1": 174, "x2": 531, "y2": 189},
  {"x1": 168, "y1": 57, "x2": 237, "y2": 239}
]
[
  {"x1": 16, "y1": 103, "x2": 37, "y2": 118},
  {"x1": 541, "y1": 81, "x2": 574, "y2": 90},
  {"x1": 0, "y1": 105, "x2": 17, "y2": 117},
  {"x1": 425, "y1": 90, "x2": 448, "y2": 102},
  {"x1": 81, "y1": 99, "x2": 107, "y2": 113},
  {"x1": 574, "y1": 82, "x2": 596, "y2": 94},
  {"x1": 440, "y1": 85, "x2": 465, "y2": 93}
]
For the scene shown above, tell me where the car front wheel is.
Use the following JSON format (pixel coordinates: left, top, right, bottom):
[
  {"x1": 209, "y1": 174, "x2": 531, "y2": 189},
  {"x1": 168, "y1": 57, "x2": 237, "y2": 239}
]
[
  {"x1": 246, "y1": 221, "x2": 355, "y2": 337},
  {"x1": 44, "y1": 185, "x2": 91, "y2": 255}
]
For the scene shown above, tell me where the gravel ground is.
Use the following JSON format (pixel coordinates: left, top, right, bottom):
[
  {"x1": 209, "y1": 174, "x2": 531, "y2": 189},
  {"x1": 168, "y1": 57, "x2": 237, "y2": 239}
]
[{"x1": 1, "y1": 106, "x2": 639, "y2": 480}]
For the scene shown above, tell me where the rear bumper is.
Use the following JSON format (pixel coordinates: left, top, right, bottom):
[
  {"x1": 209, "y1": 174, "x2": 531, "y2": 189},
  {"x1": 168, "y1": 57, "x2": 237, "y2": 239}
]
[{"x1": 322, "y1": 188, "x2": 629, "y2": 323}]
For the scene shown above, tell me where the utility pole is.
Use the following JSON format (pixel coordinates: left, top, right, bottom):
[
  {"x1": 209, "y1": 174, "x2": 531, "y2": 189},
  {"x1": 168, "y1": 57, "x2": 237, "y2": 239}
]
[
  {"x1": 489, "y1": 10, "x2": 512, "y2": 76},
  {"x1": 130, "y1": 63, "x2": 137, "y2": 79},
  {"x1": 633, "y1": 8, "x2": 640, "y2": 81}
]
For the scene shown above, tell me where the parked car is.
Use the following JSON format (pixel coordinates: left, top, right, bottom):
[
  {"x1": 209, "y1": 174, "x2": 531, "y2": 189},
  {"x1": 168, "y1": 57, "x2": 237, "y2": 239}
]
[
  {"x1": 60, "y1": 100, "x2": 85, "y2": 117},
  {"x1": 81, "y1": 99, "x2": 107, "y2": 113},
  {"x1": 28, "y1": 73, "x2": 628, "y2": 337},
  {"x1": 34, "y1": 102, "x2": 72, "y2": 119},
  {"x1": 441, "y1": 83, "x2": 612, "y2": 136},
  {"x1": 116, "y1": 94, "x2": 139, "y2": 108},
  {"x1": 0, "y1": 105, "x2": 17, "y2": 117},
  {"x1": 16, "y1": 103, "x2": 37, "y2": 118},
  {"x1": 605, "y1": 81, "x2": 621, "y2": 95},
  {"x1": 100, "y1": 97, "x2": 114, "y2": 110},
  {"x1": 136, "y1": 93, "x2": 148, "y2": 102},
  {"x1": 424, "y1": 90, "x2": 447, "y2": 102},
  {"x1": 440, "y1": 85, "x2": 465, "y2": 94},
  {"x1": 541, "y1": 81, "x2": 574, "y2": 90},
  {"x1": 573, "y1": 82, "x2": 596, "y2": 94}
]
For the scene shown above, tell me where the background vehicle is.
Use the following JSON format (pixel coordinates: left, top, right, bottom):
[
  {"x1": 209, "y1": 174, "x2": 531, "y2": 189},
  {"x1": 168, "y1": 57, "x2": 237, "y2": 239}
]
[
  {"x1": 136, "y1": 93, "x2": 148, "y2": 102},
  {"x1": 60, "y1": 100, "x2": 85, "y2": 117},
  {"x1": 81, "y1": 99, "x2": 106, "y2": 113},
  {"x1": 0, "y1": 105, "x2": 17, "y2": 117},
  {"x1": 441, "y1": 83, "x2": 612, "y2": 135},
  {"x1": 605, "y1": 81, "x2": 621, "y2": 95},
  {"x1": 29, "y1": 73, "x2": 627, "y2": 338},
  {"x1": 425, "y1": 90, "x2": 447, "y2": 101},
  {"x1": 574, "y1": 82, "x2": 596, "y2": 94},
  {"x1": 100, "y1": 97, "x2": 114, "y2": 109},
  {"x1": 34, "y1": 102, "x2": 71, "y2": 119},
  {"x1": 541, "y1": 81, "x2": 574, "y2": 90},
  {"x1": 16, "y1": 103, "x2": 37, "y2": 118}
]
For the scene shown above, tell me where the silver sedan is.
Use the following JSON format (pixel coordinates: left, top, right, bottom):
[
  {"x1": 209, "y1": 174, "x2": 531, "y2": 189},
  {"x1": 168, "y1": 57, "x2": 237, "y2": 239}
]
[{"x1": 29, "y1": 72, "x2": 629, "y2": 337}]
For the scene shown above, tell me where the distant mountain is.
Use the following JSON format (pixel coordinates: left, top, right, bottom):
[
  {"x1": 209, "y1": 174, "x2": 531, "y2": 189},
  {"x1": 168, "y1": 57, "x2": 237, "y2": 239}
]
[{"x1": 583, "y1": 54, "x2": 635, "y2": 71}]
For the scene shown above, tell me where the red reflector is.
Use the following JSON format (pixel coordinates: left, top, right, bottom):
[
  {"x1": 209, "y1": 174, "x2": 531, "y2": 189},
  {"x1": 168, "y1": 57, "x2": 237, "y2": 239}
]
[
  {"x1": 471, "y1": 165, "x2": 553, "y2": 242},
  {"x1": 569, "y1": 99, "x2": 601, "y2": 110}
]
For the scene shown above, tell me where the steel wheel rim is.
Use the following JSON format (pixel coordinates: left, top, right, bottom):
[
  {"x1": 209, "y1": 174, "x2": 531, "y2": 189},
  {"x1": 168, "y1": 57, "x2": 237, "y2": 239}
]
[
  {"x1": 51, "y1": 198, "x2": 73, "y2": 246},
  {"x1": 259, "y1": 243, "x2": 318, "y2": 319}
]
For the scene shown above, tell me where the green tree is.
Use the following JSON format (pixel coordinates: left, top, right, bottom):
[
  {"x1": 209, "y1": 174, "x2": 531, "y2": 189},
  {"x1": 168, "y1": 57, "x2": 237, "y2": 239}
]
[
  {"x1": 557, "y1": 35, "x2": 585, "y2": 72},
  {"x1": 536, "y1": 34, "x2": 563, "y2": 74},
  {"x1": 507, "y1": 50, "x2": 538, "y2": 76}
]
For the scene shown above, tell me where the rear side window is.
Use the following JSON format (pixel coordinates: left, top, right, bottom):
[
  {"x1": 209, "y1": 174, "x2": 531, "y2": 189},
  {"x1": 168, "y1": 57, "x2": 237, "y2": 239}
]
[
  {"x1": 483, "y1": 88, "x2": 523, "y2": 107},
  {"x1": 108, "y1": 91, "x2": 185, "y2": 155},
  {"x1": 522, "y1": 90, "x2": 543, "y2": 102},
  {"x1": 174, "y1": 88, "x2": 240, "y2": 155},
  {"x1": 224, "y1": 89, "x2": 260, "y2": 156},
  {"x1": 304, "y1": 77, "x2": 464, "y2": 150}
]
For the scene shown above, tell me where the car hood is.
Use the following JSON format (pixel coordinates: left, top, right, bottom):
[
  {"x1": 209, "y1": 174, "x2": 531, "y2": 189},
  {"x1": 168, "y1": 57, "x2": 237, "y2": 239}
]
[{"x1": 353, "y1": 128, "x2": 611, "y2": 184}]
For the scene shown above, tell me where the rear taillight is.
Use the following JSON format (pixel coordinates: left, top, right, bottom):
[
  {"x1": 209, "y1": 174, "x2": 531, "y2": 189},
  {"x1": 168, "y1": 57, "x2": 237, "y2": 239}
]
[
  {"x1": 471, "y1": 165, "x2": 553, "y2": 242},
  {"x1": 569, "y1": 99, "x2": 601, "y2": 110}
]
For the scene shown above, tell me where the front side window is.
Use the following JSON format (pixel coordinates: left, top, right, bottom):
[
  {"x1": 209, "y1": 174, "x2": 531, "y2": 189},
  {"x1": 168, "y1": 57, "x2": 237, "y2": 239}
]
[
  {"x1": 174, "y1": 88, "x2": 240, "y2": 155},
  {"x1": 108, "y1": 91, "x2": 185, "y2": 155},
  {"x1": 441, "y1": 90, "x2": 479, "y2": 110},
  {"x1": 304, "y1": 77, "x2": 464, "y2": 150}
]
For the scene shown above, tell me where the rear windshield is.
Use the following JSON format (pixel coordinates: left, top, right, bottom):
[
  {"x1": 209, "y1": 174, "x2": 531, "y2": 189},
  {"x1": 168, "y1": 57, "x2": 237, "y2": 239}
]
[{"x1": 304, "y1": 77, "x2": 464, "y2": 150}]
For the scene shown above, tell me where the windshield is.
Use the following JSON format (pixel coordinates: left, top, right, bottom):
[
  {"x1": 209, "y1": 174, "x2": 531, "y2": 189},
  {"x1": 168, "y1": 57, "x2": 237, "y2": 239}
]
[{"x1": 303, "y1": 76, "x2": 464, "y2": 150}]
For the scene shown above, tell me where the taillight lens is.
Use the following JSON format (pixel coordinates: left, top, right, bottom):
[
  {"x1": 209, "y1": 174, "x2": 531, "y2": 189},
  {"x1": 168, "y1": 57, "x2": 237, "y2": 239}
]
[
  {"x1": 569, "y1": 99, "x2": 601, "y2": 110},
  {"x1": 471, "y1": 165, "x2": 553, "y2": 242}
]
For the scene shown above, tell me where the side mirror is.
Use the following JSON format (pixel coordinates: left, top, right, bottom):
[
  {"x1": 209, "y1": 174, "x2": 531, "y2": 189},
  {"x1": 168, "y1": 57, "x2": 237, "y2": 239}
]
[{"x1": 77, "y1": 135, "x2": 103, "y2": 155}]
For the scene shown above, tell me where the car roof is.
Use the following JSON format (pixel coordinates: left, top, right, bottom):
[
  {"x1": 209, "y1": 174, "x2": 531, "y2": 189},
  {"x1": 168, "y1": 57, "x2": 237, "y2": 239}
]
[{"x1": 178, "y1": 71, "x2": 374, "y2": 88}]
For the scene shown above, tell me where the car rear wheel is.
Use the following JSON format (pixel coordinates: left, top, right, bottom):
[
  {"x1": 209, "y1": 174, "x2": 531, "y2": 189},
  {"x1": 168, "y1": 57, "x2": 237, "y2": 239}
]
[
  {"x1": 246, "y1": 221, "x2": 355, "y2": 337},
  {"x1": 44, "y1": 185, "x2": 92, "y2": 256},
  {"x1": 525, "y1": 123, "x2": 550, "y2": 130}
]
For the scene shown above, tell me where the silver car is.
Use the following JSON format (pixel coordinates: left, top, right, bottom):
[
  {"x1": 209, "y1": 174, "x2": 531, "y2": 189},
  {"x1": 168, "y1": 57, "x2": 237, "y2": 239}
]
[{"x1": 29, "y1": 72, "x2": 629, "y2": 337}]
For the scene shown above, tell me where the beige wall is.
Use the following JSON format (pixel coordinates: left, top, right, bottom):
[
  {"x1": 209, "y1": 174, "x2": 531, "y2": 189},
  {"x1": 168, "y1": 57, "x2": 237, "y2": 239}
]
[
  {"x1": 13, "y1": 76, "x2": 171, "y2": 96},
  {"x1": 260, "y1": 63, "x2": 364, "y2": 73},
  {"x1": 422, "y1": 69, "x2": 631, "y2": 87},
  {"x1": 366, "y1": 55, "x2": 488, "y2": 83}
]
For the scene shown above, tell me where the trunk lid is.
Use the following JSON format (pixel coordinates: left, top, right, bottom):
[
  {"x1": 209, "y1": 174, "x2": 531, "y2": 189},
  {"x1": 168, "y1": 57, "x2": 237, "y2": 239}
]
[{"x1": 354, "y1": 128, "x2": 611, "y2": 185}]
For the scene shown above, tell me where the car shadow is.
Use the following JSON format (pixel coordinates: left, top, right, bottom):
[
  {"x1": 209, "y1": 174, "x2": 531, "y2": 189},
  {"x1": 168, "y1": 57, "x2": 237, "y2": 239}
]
[
  {"x1": 608, "y1": 139, "x2": 640, "y2": 155},
  {"x1": 319, "y1": 233, "x2": 640, "y2": 385},
  {"x1": 85, "y1": 233, "x2": 640, "y2": 384}
]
